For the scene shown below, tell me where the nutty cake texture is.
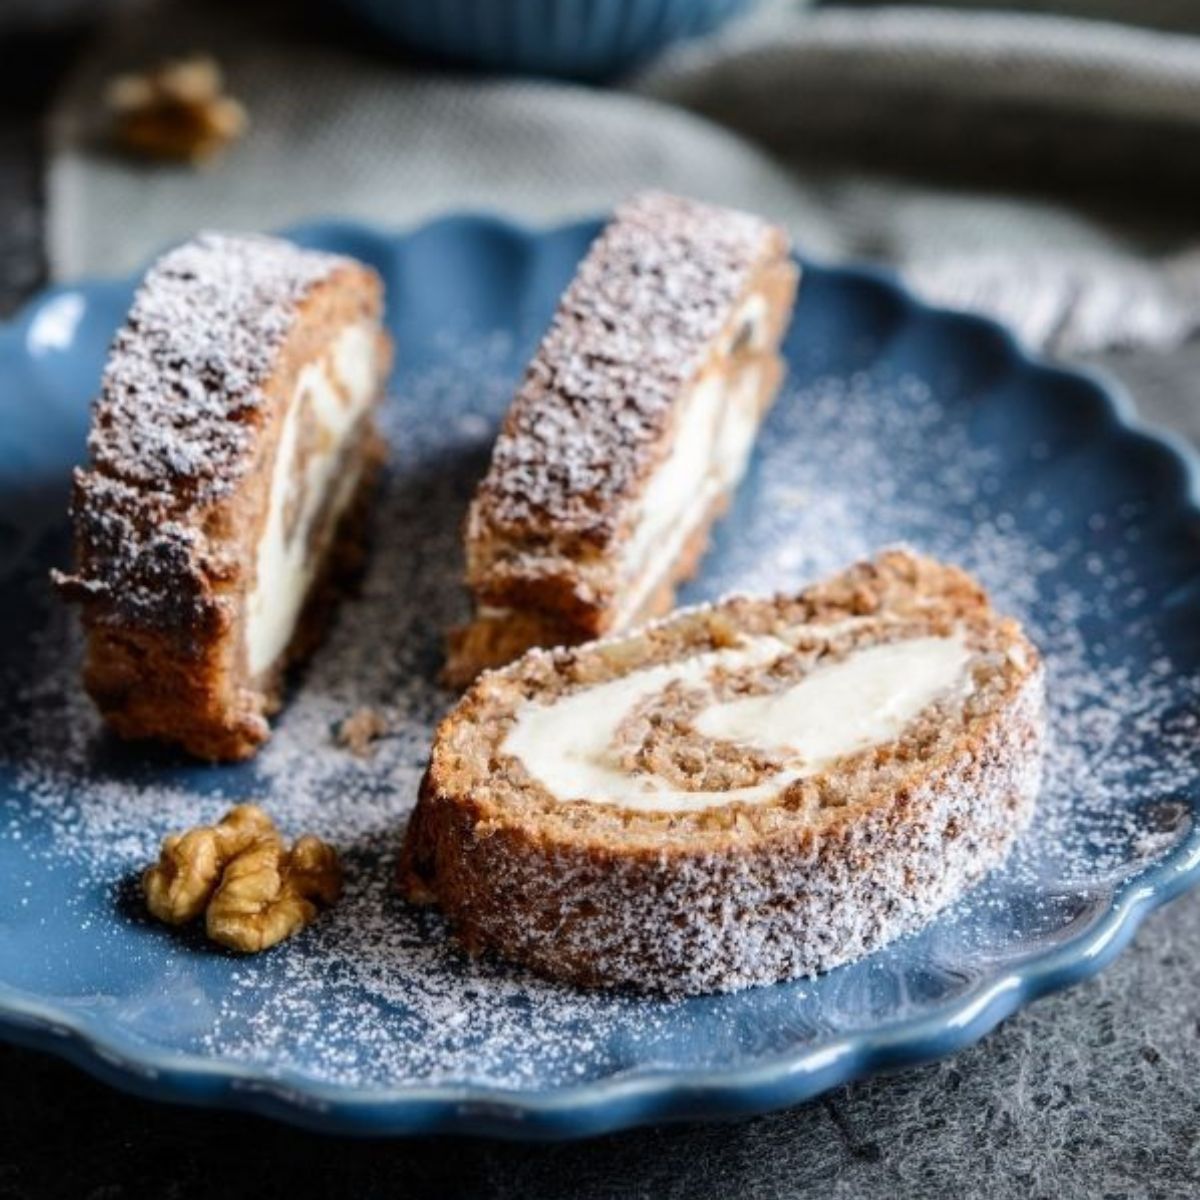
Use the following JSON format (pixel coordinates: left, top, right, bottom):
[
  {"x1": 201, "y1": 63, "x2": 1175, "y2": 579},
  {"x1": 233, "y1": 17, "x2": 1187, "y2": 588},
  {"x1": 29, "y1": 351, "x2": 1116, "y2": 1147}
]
[
  {"x1": 446, "y1": 190, "x2": 799, "y2": 684},
  {"x1": 403, "y1": 550, "x2": 1046, "y2": 996},
  {"x1": 55, "y1": 232, "x2": 392, "y2": 760}
]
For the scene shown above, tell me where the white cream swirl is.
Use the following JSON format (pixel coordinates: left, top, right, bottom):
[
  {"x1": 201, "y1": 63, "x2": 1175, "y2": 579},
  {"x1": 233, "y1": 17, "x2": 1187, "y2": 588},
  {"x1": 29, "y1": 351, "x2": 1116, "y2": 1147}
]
[
  {"x1": 244, "y1": 322, "x2": 378, "y2": 678},
  {"x1": 502, "y1": 631, "x2": 973, "y2": 812}
]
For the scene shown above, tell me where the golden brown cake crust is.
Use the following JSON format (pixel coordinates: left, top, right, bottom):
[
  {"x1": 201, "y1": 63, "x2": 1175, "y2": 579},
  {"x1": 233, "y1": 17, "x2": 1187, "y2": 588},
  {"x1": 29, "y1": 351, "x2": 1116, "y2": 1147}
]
[
  {"x1": 402, "y1": 550, "x2": 1046, "y2": 995},
  {"x1": 450, "y1": 192, "x2": 799, "y2": 683},
  {"x1": 54, "y1": 233, "x2": 392, "y2": 760},
  {"x1": 469, "y1": 193, "x2": 789, "y2": 549},
  {"x1": 443, "y1": 477, "x2": 736, "y2": 687}
]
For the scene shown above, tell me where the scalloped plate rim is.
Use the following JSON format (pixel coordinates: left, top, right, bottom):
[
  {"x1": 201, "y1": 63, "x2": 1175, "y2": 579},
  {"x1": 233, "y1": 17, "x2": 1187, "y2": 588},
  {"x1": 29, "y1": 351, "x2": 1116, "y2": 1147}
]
[{"x1": 1, "y1": 213, "x2": 1199, "y2": 1139}]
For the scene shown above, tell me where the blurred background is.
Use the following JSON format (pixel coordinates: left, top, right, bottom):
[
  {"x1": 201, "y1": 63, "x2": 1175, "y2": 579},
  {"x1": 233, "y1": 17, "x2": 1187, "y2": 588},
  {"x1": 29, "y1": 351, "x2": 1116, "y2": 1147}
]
[{"x1": 4, "y1": 0, "x2": 1198, "y2": 518}]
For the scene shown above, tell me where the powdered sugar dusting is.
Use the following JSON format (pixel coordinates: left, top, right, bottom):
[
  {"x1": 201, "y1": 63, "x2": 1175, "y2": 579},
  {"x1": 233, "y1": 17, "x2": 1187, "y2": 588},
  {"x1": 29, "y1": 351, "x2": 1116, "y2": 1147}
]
[
  {"x1": 2, "y1": 331, "x2": 1198, "y2": 1090},
  {"x1": 93, "y1": 231, "x2": 345, "y2": 493},
  {"x1": 56, "y1": 232, "x2": 352, "y2": 632},
  {"x1": 475, "y1": 192, "x2": 783, "y2": 543}
]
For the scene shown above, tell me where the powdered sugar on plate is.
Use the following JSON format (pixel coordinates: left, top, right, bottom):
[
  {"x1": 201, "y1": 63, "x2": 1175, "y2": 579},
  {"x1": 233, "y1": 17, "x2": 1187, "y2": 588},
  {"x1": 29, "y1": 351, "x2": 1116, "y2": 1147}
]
[{"x1": 2, "y1": 330, "x2": 1198, "y2": 1091}]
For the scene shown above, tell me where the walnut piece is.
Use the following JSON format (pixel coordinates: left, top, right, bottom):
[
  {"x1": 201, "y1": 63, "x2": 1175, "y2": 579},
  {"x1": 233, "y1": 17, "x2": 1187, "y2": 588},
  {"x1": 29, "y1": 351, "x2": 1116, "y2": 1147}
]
[
  {"x1": 143, "y1": 803, "x2": 274, "y2": 925},
  {"x1": 142, "y1": 805, "x2": 342, "y2": 952},
  {"x1": 106, "y1": 55, "x2": 248, "y2": 163},
  {"x1": 207, "y1": 835, "x2": 342, "y2": 953}
]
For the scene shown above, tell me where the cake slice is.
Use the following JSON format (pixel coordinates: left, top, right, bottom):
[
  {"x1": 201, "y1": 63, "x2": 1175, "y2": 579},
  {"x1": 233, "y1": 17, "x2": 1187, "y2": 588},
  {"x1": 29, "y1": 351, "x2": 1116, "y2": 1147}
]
[
  {"x1": 403, "y1": 550, "x2": 1045, "y2": 995},
  {"x1": 444, "y1": 191, "x2": 800, "y2": 685},
  {"x1": 54, "y1": 232, "x2": 392, "y2": 761}
]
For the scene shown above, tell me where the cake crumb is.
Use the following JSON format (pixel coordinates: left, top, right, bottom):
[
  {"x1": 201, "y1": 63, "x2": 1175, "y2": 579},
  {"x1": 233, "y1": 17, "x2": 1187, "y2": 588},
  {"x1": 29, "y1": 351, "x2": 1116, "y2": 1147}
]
[{"x1": 335, "y1": 706, "x2": 391, "y2": 757}]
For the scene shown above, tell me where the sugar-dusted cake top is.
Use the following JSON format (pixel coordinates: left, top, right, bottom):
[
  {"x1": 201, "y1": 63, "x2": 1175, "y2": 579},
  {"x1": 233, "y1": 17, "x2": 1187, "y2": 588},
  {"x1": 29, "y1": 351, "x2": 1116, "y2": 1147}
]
[
  {"x1": 58, "y1": 232, "x2": 356, "y2": 631},
  {"x1": 91, "y1": 232, "x2": 350, "y2": 501},
  {"x1": 471, "y1": 191, "x2": 789, "y2": 547}
]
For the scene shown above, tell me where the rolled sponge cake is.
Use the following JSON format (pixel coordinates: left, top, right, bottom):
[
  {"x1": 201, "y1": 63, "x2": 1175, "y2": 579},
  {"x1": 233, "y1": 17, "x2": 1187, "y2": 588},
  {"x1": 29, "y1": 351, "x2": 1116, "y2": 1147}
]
[
  {"x1": 402, "y1": 549, "x2": 1045, "y2": 995},
  {"x1": 55, "y1": 232, "x2": 392, "y2": 761},
  {"x1": 445, "y1": 191, "x2": 799, "y2": 685}
]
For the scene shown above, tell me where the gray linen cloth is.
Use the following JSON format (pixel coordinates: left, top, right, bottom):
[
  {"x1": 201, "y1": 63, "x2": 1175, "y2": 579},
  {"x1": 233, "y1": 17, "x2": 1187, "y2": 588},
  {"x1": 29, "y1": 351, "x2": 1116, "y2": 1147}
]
[{"x1": 46, "y1": 1, "x2": 1200, "y2": 372}]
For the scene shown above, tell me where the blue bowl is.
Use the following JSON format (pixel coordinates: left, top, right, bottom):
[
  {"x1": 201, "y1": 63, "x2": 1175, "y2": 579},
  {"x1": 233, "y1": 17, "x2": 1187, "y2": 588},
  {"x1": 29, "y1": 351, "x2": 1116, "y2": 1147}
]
[{"x1": 341, "y1": 0, "x2": 756, "y2": 79}]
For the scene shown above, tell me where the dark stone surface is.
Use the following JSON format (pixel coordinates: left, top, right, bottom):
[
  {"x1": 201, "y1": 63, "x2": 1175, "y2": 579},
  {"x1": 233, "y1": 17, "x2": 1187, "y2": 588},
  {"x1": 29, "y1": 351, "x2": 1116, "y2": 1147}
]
[{"x1": 2, "y1": 17, "x2": 1199, "y2": 1200}]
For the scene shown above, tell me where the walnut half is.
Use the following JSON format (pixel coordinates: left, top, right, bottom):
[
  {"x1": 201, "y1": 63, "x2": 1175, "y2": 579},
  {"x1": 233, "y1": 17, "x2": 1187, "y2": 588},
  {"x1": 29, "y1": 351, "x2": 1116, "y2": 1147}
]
[
  {"x1": 142, "y1": 805, "x2": 342, "y2": 953},
  {"x1": 106, "y1": 55, "x2": 248, "y2": 164}
]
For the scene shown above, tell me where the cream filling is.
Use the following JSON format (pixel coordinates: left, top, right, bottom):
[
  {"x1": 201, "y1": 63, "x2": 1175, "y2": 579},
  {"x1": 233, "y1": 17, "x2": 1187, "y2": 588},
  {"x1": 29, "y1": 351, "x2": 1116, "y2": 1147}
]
[
  {"x1": 502, "y1": 630, "x2": 973, "y2": 812},
  {"x1": 719, "y1": 292, "x2": 769, "y2": 357},
  {"x1": 611, "y1": 297, "x2": 770, "y2": 630},
  {"x1": 477, "y1": 295, "x2": 770, "y2": 635},
  {"x1": 244, "y1": 322, "x2": 378, "y2": 679}
]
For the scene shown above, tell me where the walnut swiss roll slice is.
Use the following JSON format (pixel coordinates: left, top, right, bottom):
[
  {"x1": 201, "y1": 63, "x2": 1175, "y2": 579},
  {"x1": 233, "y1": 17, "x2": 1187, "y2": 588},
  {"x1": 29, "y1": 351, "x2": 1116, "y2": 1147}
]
[
  {"x1": 403, "y1": 550, "x2": 1045, "y2": 995},
  {"x1": 54, "y1": 233, "x2": 392, "y2": 761},
  {"x1": 445, "y1": 191, "x2": 800, "y2": 685}
]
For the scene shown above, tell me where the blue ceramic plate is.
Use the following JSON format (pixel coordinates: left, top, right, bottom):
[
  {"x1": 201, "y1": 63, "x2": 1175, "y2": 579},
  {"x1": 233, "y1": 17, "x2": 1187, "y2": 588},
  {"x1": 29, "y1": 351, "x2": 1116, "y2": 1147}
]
[{"x1": 1, "y1": 216, "x2": 1199, "y2": 1140}]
